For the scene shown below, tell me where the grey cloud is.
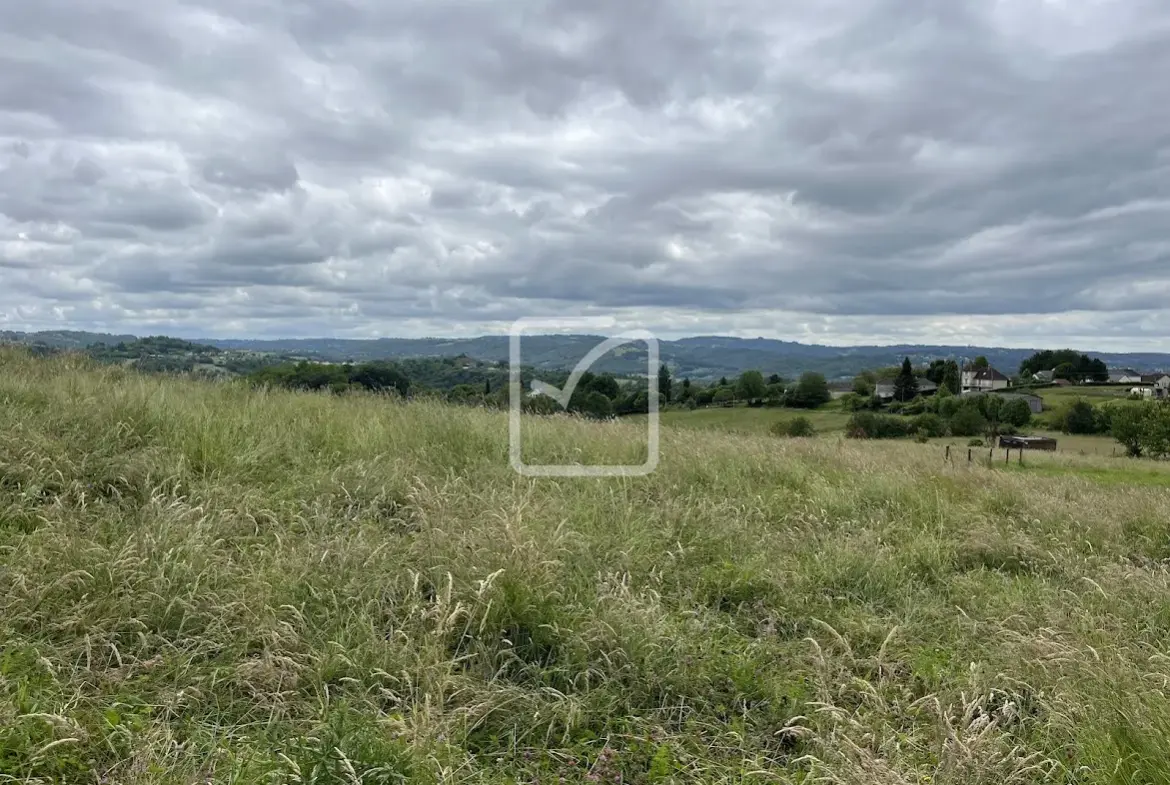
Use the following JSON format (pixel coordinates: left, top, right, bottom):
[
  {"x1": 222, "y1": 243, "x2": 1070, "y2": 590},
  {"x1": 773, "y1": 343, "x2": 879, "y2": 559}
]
[
  {"x1": 1, "y1": 0, "x2": 1169, "y2": 345},
  {"x1": 201, "y1": 153, "x2": 300, "y2": 192}
]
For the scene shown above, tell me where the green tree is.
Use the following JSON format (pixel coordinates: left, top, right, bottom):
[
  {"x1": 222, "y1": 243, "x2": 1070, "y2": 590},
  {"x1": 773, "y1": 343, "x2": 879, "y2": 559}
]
[
  {"x1": 767, "y1": 373, "x2": 784, "y2": 386},
  {"x1": 577, "y1": 391, "x2": 614, "y2": 420},
  {"x1": 1002, "y1": 397, "x2": 1033, "y2": 428},
  {"x1": 942, "y1": 361, "x2": 961, "y2": 395},
  {"x1": 712, "y1": 388, "x2": 735, "y2": 405},
  {"x1": 1111, "y1": 402, "x2": 1170, "y2": 458},
  {"x1": 852, "y1": 375, "x2": 873, "y2": 397},
  {"x1": 948, "y1": 405, "x2": 987, "y2": 437},
  {"x1": 736, "y1": 370, "x2": 767, "y2": 401},
  {"x1": 657, "y1": 364, "x2": 672, "y2": 404},
  {"x1": 791, "y1": 372, "x2": 831, "y2": 409},
  {"x1": 893, "y1": 357, "x2": 919, "y2": 402},
  {"x1": 913, "y1": 413, "x2": 946, "y2": 438},
  {"x1": 1019, "y1": 349, "x2": 1108, "y2": 382},
  {"x1": 1111, "y1": 403, "x2": 1147, "y2": 457},
  {"x1": 1062, "y1": 400, "x2": 1098, "y2": 434},
  {"x1": 972, "y1": 356, "x2": 990, "y2": 369}
]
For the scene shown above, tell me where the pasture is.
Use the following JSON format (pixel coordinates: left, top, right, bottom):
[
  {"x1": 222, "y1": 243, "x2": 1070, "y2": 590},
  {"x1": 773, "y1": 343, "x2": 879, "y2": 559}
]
[{"x1": 1, "y1": 348, "x2": 1170, "y2": 784}]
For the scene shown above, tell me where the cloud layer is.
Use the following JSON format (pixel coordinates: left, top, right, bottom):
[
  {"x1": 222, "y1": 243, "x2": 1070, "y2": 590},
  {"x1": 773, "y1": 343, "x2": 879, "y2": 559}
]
[{"x1": 3, "y1": 0, "x2": 1170, "y2": 348}]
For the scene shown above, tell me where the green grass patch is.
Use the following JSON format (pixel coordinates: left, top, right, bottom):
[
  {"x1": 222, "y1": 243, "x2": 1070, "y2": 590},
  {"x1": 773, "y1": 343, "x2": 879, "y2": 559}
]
[{"x1": 0, "y1": 347, "x2": 1169, "y2": 783}]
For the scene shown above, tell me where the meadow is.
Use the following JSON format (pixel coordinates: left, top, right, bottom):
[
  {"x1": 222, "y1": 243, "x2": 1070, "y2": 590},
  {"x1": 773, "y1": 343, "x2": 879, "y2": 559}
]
[{"x1": 2, "y1": 348, "x2": 1170, "y2": 783}]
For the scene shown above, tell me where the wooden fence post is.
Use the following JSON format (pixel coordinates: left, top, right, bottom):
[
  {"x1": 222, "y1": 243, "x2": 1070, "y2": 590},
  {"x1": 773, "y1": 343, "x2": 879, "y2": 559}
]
[{"x1": 968, "y1": 448, "x2": 972, "y2": 462}]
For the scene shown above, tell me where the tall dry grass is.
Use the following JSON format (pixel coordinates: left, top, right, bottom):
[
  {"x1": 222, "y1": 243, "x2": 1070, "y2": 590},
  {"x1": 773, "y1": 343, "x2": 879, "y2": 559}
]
[{"x1": 1, "y1": 347, "x2": 1169, "y2": 783}]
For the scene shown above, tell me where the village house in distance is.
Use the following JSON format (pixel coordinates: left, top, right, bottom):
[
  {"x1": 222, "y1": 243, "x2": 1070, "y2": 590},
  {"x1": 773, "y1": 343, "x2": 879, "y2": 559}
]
[{"x1": 960, "y1": 365, "x2": 1012, "y2": 394}]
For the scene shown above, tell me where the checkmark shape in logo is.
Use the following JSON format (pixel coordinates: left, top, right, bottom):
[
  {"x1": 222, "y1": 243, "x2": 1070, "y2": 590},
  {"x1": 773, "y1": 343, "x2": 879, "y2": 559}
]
[{"x1": 508, "y1": 319, "x2": 659, "y2": 477}]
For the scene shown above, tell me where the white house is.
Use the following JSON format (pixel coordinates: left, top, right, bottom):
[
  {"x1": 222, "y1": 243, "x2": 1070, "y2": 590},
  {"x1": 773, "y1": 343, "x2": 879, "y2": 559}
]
[
  {"x1": 1032, "y1": 369, "x2": 1055, "y2": 383},
  {"x1": 961, "y1": 366, "x2": 1011, "y2": 394},
  {"x1": 1112, "y1": 369, "x2": 1145, "y2": 384},
  {"x1": 1154, "y1": 375, "x2": 1170, "y2": 399}
]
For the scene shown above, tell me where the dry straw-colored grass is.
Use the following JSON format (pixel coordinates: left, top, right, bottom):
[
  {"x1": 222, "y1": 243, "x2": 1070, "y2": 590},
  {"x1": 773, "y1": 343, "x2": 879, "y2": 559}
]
[{"x1": 1, "y1": 348, "x2": 1169, "y2": 783}]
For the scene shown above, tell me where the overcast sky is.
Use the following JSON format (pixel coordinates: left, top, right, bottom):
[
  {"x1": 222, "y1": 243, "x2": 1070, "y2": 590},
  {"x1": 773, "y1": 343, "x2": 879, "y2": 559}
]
[{"x1": 2, "y1": 0, "x2": 1169, "y2": 349}]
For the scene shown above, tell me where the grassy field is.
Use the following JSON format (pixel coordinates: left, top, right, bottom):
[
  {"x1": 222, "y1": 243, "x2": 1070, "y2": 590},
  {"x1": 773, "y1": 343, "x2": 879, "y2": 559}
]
[
  {"x1": 657, "y1": 405, "x2": 1125, "y2": 458},
  {"x1": 657, "y1": 406, "x2": 851, "y2": 435},
  {"x1": 1034, "y1": 385, "x2": 1136, "y2": 406},
  {"x1": 3, "y1": 349, "x2": 1170, "y2": 783}
]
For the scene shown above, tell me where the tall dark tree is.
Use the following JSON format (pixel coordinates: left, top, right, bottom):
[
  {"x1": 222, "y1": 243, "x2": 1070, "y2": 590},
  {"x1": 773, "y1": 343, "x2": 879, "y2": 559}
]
[
  {"x1": 942, "y1": 360, "x2": 961, "y2": 395},
  {"x1": 972, "y1": 356, "x2": 990, "y2": 369},
  {"x1": 657, "y1": 363, "x2": 673, "y2": 404},
  {"x1": 893, "y1": 357, "x2": 919, "y2": 402}
]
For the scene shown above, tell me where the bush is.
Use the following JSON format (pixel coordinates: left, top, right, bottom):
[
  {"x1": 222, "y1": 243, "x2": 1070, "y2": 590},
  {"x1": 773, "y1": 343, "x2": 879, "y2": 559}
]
[
  {"x1": 937, "y1": 396, "x2": 962, "y2": 420},
  {"x1": 839, "y1": 393, "x2": 880, "y2": 412},
  {"x1": 912, "y1": 413, "x2": 946, "y2": 438},
  {"x1": 903, "y1": 397, "x2": 929, "y2": 416},
  {"x1": 772, "y1": 416, "x2": 816, "y2": 438},
  {"x1": 846, "y1": 412, "x2": 914, "y2": 440},
  {"x1": 1002, "y1": 397, "x2": 1033, "y2": 428},
  {"x1": 968, "y1": 438, "x2": 984, "y2": 447},
  {"x1": 948, "y1": 405, "x2": 987, "y2": 438},
  {"x1": 789, "y1": 372, "x2": 832, "y2": 409},
  {"x1": 1061, "y1": 400, "x2": 1100, "y2": 434},
  {"x1": 1111, "y1": 402, "x2": 1170, "y2": 458}
]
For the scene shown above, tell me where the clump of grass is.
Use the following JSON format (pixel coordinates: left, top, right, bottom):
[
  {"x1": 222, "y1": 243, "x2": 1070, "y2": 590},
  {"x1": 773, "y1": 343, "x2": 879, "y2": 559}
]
[{"x1": 1, "y1": 346, "x2": 1170, "y2": 782}]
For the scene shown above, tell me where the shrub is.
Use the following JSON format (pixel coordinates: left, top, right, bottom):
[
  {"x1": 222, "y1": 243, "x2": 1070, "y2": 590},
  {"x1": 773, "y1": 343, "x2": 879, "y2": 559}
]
[
  {"x1": 839, "y1": 393, "x2": 879, "y2": 412},
  {"x1": 787, "y1": 416, "x2": 816, "y2": 437},
  {"x1": 772, "y1": 417, "x2": 816, "y2": 438},
  {"x1": 1111, "y1": 402, "x2": 1170, "y2": 458},
  {"x1": 937, "y1": 396, "x2": 962, "y2": 420},
  {"x1": 912, "y1": 413, "x2": 946, "y2": 438},
  {"x1": 903, "y1": 397, "x2": 929, "y2": 416},
  {"x1": 1002, "y1": 397, "x2": 1033, "y2": 428},
  {"x1": 711, "y1": 388, "x2": 735, "y2": 405},
  {"x1": 846, "y1": 412, "x2": 914, "y2": 440},
  {"x1": 948, "y1": 406, "x2": 987, "y2": 438},
  {"x1": 789, "y1": 372, "x2": 832, "y2": 409},
  {"x1": 1061, "y1": 400, "x2": 1099, "y2": 434},
  {"x1": 968, "y1": 438, "x2": 984, "y2": 447}
]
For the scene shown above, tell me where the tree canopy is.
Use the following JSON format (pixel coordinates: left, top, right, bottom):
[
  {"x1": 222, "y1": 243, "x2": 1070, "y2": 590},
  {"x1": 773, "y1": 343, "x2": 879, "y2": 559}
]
[{"x1": 1019, "y1": 350, "x2": 1108, "y2": 382}]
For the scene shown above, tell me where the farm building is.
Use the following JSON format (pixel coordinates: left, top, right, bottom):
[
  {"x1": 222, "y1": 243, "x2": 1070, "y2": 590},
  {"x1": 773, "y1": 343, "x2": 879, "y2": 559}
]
[
  {"x1": 1111, "y1": 369, "x2": 1145, "y2": 384},
  {"x1": 874, "y1": 379, "x2": 939, "y2": 402},
  {"x1": 999, "y1": 435, "x2": 1058, "y2": 451}
]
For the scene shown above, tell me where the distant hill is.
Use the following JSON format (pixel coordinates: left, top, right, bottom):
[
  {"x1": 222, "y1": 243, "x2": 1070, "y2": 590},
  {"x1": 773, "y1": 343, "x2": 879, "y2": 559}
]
[
  {"x1": 196, "y1": 335, "x2": 1170, "y2": 381},
  {"x1": 4, "y1": 330, "x2": 1168, "y2": 381}
]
